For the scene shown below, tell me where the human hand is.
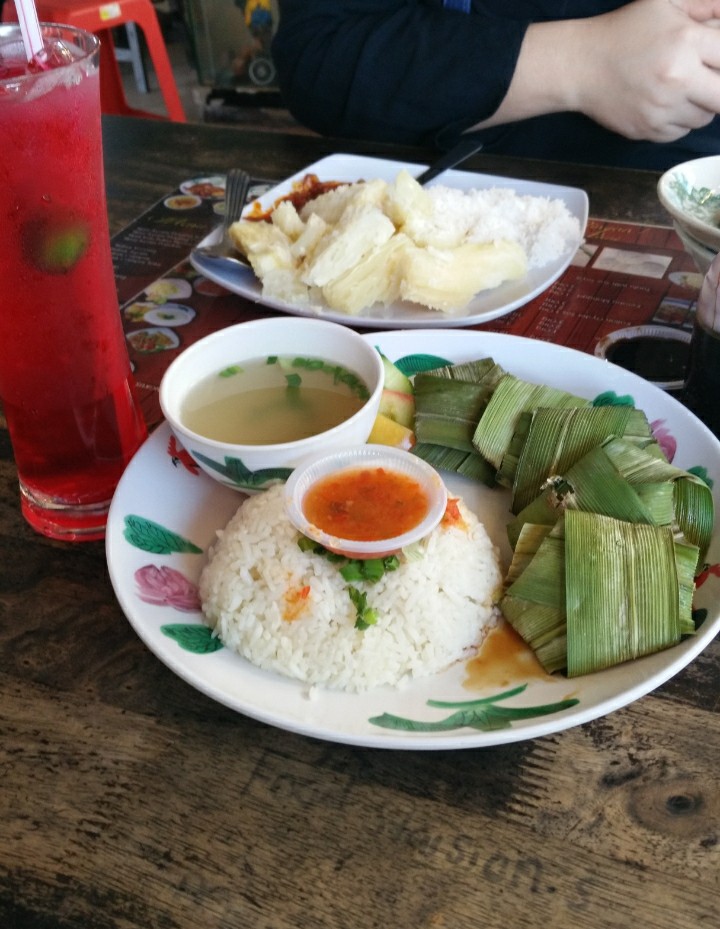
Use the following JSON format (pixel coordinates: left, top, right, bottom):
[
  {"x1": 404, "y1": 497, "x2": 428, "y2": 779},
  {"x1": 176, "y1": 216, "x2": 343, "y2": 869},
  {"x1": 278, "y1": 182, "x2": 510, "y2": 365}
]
[
  {"x1": 478, "y1": 0, "x2": 720, "y2": 142},
  {"x1": 568, "y1": 0, "x2": 720, "y2": 141}
]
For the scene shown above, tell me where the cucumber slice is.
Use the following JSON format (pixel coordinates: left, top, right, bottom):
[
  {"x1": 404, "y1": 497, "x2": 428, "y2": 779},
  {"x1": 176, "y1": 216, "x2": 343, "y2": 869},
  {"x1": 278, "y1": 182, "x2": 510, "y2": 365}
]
[{"x1": 379, "y1": 351, "x2": 413, "y2": 395}]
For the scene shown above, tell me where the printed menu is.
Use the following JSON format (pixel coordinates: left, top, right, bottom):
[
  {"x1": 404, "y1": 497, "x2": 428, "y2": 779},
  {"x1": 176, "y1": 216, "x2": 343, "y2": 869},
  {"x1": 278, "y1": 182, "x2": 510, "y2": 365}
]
[{"x1": 111, "y1": 176, "x2": 701, "y2": 429}]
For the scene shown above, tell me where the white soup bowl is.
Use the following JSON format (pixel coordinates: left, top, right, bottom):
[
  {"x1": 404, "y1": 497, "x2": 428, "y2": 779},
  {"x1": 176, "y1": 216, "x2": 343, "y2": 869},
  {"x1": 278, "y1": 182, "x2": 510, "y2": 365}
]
[{"x1": 159, "y1": 317, "x2": 384, "y2": 492}]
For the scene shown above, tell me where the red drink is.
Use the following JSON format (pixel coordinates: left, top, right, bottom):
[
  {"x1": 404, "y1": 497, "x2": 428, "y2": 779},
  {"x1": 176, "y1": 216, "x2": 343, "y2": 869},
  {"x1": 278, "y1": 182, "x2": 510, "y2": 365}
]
[{"x1": 0, "y1": 25, "x2": 147, "y2": 540}]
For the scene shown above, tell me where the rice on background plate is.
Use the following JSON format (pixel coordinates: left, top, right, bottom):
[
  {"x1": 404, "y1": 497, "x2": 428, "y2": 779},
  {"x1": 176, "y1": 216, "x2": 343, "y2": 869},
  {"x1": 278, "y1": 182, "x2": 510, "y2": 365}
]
[
  {"x1": 421, "y1": 184, "x2": 581, "y2": 268},
  {"x1": 199, "y1": 485, "x2": 502, "y2": 693}
]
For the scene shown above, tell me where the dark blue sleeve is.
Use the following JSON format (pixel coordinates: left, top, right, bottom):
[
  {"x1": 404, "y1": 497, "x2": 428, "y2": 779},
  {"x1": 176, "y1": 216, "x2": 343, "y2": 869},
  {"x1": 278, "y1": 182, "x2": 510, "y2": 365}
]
[
  {"x1": 272, "y1": 1, "x2": 529, "y2": 147},
  {"x1": 272, "y1": 1, "x2": 720, "y2": 167}
]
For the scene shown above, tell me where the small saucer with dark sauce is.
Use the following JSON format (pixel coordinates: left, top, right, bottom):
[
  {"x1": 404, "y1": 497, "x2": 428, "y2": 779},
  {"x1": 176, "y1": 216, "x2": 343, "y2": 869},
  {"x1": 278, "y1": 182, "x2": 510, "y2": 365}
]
[{"x1": 594, "y1": 325, "x2": 692, "y2": 392}]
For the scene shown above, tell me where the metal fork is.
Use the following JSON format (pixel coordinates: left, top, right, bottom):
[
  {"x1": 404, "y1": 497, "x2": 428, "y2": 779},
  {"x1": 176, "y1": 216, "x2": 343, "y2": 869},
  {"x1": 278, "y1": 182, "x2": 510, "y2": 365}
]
[{"x1": 193, "y1": 168, "x2": 251, "y2": 262}]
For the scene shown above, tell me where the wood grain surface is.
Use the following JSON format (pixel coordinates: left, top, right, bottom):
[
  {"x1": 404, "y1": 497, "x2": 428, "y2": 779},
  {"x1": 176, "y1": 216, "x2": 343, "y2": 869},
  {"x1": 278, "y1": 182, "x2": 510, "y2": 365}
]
[{"x1": 1, "y1": 117, "x2": 718, "y2": 929}]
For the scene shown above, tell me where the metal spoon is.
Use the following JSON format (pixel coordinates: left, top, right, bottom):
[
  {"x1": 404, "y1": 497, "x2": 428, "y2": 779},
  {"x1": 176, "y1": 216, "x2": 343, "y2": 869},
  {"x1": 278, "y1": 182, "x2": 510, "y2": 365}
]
[
  {"x1": 191, "y1": 168, "x2": 252, "y2": 267},
  {"x1": 191, "y1": 249, "x2": 252, "y2": 272}
]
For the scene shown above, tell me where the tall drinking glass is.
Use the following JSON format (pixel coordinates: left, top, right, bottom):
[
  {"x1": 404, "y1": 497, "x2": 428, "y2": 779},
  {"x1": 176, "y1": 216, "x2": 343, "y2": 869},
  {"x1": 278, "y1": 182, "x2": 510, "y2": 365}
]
[{"x1": 0, "y1": 23, "x2": 148, "y2": 541}]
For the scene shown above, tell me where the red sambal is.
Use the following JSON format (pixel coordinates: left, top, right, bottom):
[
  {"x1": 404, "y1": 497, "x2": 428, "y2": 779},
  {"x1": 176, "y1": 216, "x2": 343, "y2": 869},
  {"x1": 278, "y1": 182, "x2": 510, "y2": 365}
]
[
  {"x1": 303, "y1": 466, "x2": 430, "y2": 542},
  {"x1": 245, "y1": 173, "x2": 348, "y2": 222}
]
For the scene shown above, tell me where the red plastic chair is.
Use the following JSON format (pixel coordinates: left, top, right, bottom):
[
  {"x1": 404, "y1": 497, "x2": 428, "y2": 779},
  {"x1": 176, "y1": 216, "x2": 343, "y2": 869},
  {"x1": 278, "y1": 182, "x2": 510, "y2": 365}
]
[{"x1": 3, "y1": 0, "x2": 186, "y2": 121}]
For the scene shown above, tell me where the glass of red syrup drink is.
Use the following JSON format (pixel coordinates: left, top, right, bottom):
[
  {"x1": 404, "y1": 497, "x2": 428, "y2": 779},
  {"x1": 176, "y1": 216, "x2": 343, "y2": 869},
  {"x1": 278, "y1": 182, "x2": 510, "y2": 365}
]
[{"x1": 0, "y1": 23, "x2": 147, "y2": 541}]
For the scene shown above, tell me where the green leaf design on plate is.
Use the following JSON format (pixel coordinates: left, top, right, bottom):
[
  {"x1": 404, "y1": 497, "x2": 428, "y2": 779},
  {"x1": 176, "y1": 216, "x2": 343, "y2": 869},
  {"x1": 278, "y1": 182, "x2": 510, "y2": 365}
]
[
  {"x1": 592, "y1": 390, "x2": 635, "y2": 408},
  {"x1": 369, "y1": 684, "x2": 579, "y2": 733},
  {"x1": 123, "y1": 515, "x2": 203, "y2": 554},
  {"x1": 688, "y1": 465, "x2": 714, "y2": 490},
  {"x1": 394, "y1": 353, "x2": 453, "y2": 377},
  {"x1": 192, "y1": 450, "x2": 293, "y2": 490},
  {"x1": 161, "y1": 623, "x2": 224, "y2": 653}
]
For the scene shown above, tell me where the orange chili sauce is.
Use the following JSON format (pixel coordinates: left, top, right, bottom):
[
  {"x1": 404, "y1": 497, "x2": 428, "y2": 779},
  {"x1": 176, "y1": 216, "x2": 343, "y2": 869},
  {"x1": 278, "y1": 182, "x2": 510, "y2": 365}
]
[
  {"x1": 303, "y1": 467, "x2": 429, "y2": 542},
  {"x1": 282, "y1": 585, "x2": 311, "y2": 622},
  {"x1": 245, "y1": 174, "x2": 348, "y2": 222},
  {"x1": 441, "y1": 497, "x2": 467, "y2": 531}
]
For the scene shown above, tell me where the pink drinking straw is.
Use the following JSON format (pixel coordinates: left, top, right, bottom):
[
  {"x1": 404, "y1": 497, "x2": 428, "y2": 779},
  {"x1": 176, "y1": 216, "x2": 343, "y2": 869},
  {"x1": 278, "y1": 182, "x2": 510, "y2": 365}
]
[{"x1": 14, "y1": 0, "x2": 45, "y2": 62}]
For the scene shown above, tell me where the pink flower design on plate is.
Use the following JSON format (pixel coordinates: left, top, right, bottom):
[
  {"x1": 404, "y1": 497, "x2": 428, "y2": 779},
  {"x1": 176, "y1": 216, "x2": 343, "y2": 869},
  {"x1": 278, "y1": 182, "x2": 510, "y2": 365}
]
[
  {"x1": 135, "y1": 564, "x2": 201, "y2": 612},
  {"x1": 650, "y1": 419, "x2": 677, "y2": 462}
]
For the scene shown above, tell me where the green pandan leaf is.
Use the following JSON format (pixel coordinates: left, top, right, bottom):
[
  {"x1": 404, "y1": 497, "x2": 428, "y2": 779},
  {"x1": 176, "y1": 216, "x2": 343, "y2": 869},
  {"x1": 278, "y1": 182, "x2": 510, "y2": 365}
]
[
  {"x1": 394, "y1": 353, "x2": 452, "y2": 377},
  {"x1": 369, "y1": 686, "x2": 579, "y2": 733},
  {"x1": 123, "y1": 515, "x2": 203, "y2": 554},
  {"x1": 161, "y1": 623, "x2": 224, "y2": 654}
]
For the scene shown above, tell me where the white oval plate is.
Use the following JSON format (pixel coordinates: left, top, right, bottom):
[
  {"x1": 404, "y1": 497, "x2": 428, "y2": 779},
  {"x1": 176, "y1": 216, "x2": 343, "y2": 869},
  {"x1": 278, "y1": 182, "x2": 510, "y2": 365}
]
[
  {"x1": 106, "y1": 331, "x2": 720, "y2": 749},
  {"x1": 190, "y1": 154, "x2": 588, "y2": 330}
]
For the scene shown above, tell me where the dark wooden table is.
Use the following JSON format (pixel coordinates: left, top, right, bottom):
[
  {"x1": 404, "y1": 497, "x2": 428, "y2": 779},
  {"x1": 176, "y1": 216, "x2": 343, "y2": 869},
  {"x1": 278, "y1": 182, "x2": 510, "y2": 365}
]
[{"x1": 1, "y1": 116, "x2": 718, "y2": 929}]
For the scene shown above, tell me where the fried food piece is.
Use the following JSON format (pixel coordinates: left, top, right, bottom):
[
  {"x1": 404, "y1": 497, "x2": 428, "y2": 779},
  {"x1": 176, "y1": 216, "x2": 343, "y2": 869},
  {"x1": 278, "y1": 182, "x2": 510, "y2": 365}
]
[
  {"x1": 290, "y1": 212, "x2": 328, "y2": 261},
  {"x1": 383, "y1": 169, "x2": 432, "y2": 229},
  {"x1": 271, "y1": 200, "x2": 305, "y2": 239},
  {"x1": 229, "y1": 220, "x2": 294, "y2": 275},
  {"x1": 300, "y1": 178, "x2": 387, "y2": 225},
  {"x1": 301, "y1": 207, "x2": 395, "y2": 287},
  {"x1": 321, "y1": 233, "x2": 409, "y2": 315},
  {"x1": 399, "y1": 240, "x2": 527, "y2": 312}
]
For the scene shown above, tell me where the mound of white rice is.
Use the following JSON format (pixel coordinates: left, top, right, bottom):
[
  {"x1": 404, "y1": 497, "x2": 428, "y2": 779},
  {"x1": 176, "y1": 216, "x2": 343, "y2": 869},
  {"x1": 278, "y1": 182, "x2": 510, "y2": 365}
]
[
  {"x1": 421, "y1": 185, "x2": 581, "y2": 268},
  {"x1": 199, "y1": 484, "x2": 502, "y2": 692}
]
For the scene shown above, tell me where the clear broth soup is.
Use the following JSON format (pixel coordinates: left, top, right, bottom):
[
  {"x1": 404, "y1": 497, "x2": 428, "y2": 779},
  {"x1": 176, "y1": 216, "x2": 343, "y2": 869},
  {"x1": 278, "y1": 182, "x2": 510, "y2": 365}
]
[{"x1": 180, "y1": 355, "x2": 369, "y2": 444}]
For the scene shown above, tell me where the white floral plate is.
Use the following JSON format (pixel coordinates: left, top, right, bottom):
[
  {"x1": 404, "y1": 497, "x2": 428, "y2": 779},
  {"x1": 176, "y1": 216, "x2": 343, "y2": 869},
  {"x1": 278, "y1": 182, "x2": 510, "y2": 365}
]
[
  {"x1": 190, "y1": 154, "x2": 588, "y2": 329},
  {"x1": 105, "y1": 331, "x2": 720, "y2": 749}
]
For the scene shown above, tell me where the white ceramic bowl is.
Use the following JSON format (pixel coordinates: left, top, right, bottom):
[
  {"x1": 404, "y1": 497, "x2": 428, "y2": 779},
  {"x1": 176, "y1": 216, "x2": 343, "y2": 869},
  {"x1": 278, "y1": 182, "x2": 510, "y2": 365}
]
[
  {"x1": 159, "y1": 318, "x2": 384, "y2": 492},
  {"x1": 658, "y1": 155, "x2": 720, "y2": 252},
  {"x1": 284, "y1": 445, "x2": 448, "y2": 558},
  {"x1": 672, "y1": 221, "x2": 717, "y2": 276}
]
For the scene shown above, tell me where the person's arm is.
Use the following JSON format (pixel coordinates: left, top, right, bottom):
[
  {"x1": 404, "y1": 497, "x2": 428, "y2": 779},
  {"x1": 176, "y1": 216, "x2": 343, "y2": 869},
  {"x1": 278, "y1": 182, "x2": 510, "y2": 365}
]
[
  {"x1": 473, "y1": 0, "x2": 720, "y2": 143},
  {"x1": 272, "y1": 0, "x2": 529, "y2": 145}
]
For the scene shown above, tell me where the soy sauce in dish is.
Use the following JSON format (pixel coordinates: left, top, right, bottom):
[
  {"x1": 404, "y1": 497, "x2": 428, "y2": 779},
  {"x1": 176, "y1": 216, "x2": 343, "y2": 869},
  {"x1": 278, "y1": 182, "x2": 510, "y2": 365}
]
[{"x1": 605, "y1": 335, "x2": 690, "y2": 387}]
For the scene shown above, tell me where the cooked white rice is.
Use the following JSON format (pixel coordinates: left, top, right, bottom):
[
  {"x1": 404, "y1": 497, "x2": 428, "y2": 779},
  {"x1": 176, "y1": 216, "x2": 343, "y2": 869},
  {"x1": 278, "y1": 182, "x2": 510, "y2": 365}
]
[
  {"x1": 422, "y1": 185, "x2": 581, "y2": 268},
  {"x1": 199, "y1": 484, "x2": 502, "y2": 692}
]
